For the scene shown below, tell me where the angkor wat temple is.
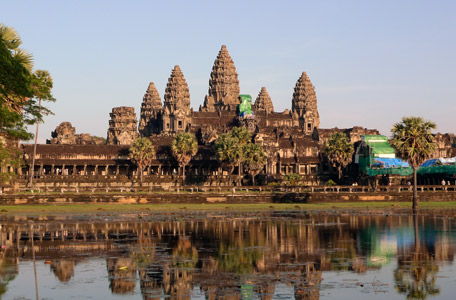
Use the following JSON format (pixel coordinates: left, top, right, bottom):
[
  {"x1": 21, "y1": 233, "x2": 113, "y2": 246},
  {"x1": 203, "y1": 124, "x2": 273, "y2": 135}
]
[{"x1": 19, "y1": 45, "x2": 414, "y2": 187}]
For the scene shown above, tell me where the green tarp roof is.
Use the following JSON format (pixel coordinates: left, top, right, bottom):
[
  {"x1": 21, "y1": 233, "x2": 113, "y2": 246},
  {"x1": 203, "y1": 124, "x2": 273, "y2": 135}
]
[{"x1": 364, "y1": 136, "x2": 396, "y2": 155}]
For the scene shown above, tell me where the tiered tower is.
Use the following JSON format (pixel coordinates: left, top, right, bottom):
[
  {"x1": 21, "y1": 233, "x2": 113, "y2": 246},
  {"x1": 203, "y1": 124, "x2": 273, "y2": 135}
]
[
  {"x1": 162, "y1": 65, "x2": 191, "y2": 134},
  {"x1": 291, "y1": 72, "x2": 320, "y2": 133},
  {"x1": 106, "y1": 107, "x2": 139, "y2": 145},
  {"x1": 253, "y1": 87, "x2": 274, "y2": 113},
  {"x1": 139, "y1": 82, "x2": 162, "y2": 136},
  {"x1": 200, "y1": 45, "x2": 240, "y2": 112}
]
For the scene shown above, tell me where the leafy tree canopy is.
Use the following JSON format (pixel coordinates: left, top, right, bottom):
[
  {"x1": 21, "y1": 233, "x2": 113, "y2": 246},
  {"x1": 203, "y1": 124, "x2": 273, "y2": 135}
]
[{"x1": 324, "y1": 132, "x2": 354, "y2": 180}]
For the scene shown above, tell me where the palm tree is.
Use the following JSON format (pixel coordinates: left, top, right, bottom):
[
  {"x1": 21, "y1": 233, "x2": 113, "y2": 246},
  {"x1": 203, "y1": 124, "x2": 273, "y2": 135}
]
[
  {"x1": 171, "y1": 133, "x2": 198, "y2": 184},
  {"x1": 0, "y1": 23, "x2": 34, "y2": 113},
  {"x1": 129, "y1": 138, "x2": 155, "y2": 186},
  {"x1": 0, "y1": 23, "x2": 33, "y2": 71},
  {"x1": 243, "y1": 143, "x2": 266, "y2": 186},
  {"x1": 230, "y1": 127, "x2": 252, "y2": 186},
  {"x1": 213, "y1": 133, "x2": 239, "y2": 184},
  {"x1": 28, "y1": 70, "x2": 55, "y2": 189},
  {"x1": 324, "y1": 132, "x2": 354, "y2": 181},
  {"x1": 391, "y1": 117, "x2": 436, "y2": 212}
]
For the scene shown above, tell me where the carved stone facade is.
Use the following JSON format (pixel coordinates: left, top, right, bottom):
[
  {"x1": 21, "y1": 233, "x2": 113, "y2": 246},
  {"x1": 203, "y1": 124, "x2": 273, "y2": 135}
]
[
  {"x1": 106, "y1": 107, "x2": 139, "y2": 145},
  {"x1": 19, "y1": 44, "x2": 418, "y2": 187},
  {"x1": 200, "y1": 45, "x2": 240, "y2": 112},
  {"x1": 139, "y1": 82, "x2": 162, "y2": 136},
  {"x1": 162, "y1": 66, "x2": 192, "y2": 134},
  {"x1": 50, "y1": 122, "x2": 76, "y2": 144},
  {"x1": 49, "y1": 122, "x2": 105, "y2": 145},
  {"x1": 254, "y1": 87, "x2": 274, "y2": 114},
  {"x1": 292, "y1": 72, "x2": 320, "y2": 134}
]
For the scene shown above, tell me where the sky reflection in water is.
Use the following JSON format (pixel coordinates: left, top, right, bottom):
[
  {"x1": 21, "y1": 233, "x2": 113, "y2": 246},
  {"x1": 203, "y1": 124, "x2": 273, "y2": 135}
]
[{"x1": 1, "y1": 211, "x2": 456, "y2": 299}]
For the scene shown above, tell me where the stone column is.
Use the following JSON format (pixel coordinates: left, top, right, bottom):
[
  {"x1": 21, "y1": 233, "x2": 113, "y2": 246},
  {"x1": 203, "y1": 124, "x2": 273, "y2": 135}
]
[
  {"x1": 94, "y1": 165, "x2": 98, "y2": 175},
  {"x1": 62, "y1": 164, "x2": 66, "y2": 176},
  {"x1": 39, "y1": 164, "x2": 44, "y2": 176},
  {"x1": 105, "y1": 165, "x2": 109, "y2": 176},
  {"x1": 73, "y1": 165, "x2": 77, "y2": 175},
  {"x1": 116, "y1": 165, "x2": 120, "y2": 176},
  {"x1": 51, "y1": 164, "x2": 55, "y2": 175},
  {"x1": 83, "y1": 164, "x2": 87, "y2": 175}
]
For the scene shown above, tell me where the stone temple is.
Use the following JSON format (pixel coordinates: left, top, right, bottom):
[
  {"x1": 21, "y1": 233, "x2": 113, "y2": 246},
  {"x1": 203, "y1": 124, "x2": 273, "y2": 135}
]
[{"x1": 22, "y1": 45, "x2": 381, "y2": 186}]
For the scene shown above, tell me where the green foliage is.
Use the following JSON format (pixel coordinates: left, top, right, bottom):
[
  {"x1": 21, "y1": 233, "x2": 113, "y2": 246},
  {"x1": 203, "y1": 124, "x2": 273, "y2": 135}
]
[
  {"x1": 1, "y1": 25, "x2": 55, "y2": 141},
  {"x1": 243, "y1": 143, "x2": 266, "y2": 185},
  {"x1": 391, "y1": 117, "x2": 436, "y2": 169},
  {"x1": 129, "y1": 138, "x2": 155, "y2": 167},
  {"x1": 326, "y1": 179, "x2": 337, "y2": 186},
  {"x1": 1, "y1": 24, "x2": 55, "y2": 187},
  {"x1": 129, "y1": 138, "x2": 155, "y2": 184},
  {"x1": 324, "y1": 132, "x2": 354, "y2": 180},
  {"x1": 214, "y1": 127, "x2": 265, "y2": 185},
  {"x1": 230, "y1": 127, "x2": 252, "y2": 145},
  {"x1": 0, "y1": 141, "x2": 22, "y2": 185},
  {"x1": 283, "y1": 173, "x2": 301, "y2": 186},
  {"x1": 213, "y1": 133, "x2": 240, "y2": 172},
  {"x1": 171, "y1": 133, "x2": 198, "y2": 182},
  {"x1": 171, "y1": 133, "x2": 198, "y2": 167},
  {"x1": 391, "y1": 117, "x2": 436, "y2": 211}
]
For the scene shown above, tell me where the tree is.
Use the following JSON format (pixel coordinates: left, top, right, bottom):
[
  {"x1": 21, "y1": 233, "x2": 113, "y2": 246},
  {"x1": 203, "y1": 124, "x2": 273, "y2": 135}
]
[
  {"x1": 283, "y1": 173, "x2": 301, "y2": 186},
  {"x1": 213, "y1": 133, "x2": 239, "y2": 184},
  {"x1": 171, "y1": 133, "x2": 198, "y2": 184},
  {"x1": 324, "y1": 132, "x2": 354, "y2": 181},
  {"x1": 230, "y1": 127, "x2": 252, "y2": 186},
  {"x1": 391, "y1": 117, "x2": 436, "y2": 212},
  {"x1": 1, "y1": 24, "x2": 54, "y2": 188},
  {"x1": 243, "y1": 143, "x2": 266, "y2": 186},
  {"x1": 28, "y1": 70, "x2": 55, "y2": 188},
  {"x1": 129, "y1": 138, "x2": 155, "y2": 186}
]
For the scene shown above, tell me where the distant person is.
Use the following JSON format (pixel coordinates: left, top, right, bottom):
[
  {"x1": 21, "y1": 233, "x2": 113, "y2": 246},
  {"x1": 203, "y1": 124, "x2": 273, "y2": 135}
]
[{"x1": 442, "y1": 179, "x2": 446, "y2": 185}]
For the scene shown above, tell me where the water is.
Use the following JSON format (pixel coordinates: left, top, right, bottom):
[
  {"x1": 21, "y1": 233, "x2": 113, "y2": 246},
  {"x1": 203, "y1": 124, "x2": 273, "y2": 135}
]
[{"x1": 1, "y1": 210, "x2": 456, "y2": 299}]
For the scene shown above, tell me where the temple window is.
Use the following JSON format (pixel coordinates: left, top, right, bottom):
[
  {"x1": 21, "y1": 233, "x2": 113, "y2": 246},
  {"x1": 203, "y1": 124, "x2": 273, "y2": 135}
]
[{"x1": 178, "y1": 120, "x2": 183, "y2": 129}]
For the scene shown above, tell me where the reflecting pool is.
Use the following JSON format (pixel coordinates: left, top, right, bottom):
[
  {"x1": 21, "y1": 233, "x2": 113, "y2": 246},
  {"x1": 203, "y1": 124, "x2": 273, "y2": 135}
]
[{"x1": 1, "y1": 210, "x2": 456, "y2": 299}]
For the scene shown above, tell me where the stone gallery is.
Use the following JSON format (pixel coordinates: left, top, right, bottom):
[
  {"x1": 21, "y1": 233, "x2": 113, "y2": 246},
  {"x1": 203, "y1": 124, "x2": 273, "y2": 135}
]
[{"x1": 21, "y1": 45, "x2": 391, "y2": 187}]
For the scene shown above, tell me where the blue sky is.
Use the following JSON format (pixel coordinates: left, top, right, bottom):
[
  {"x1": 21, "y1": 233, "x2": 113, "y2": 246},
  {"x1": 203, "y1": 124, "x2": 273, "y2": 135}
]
[{"x1": 3, "y1": 0, "x2": 456, "y2": 142}]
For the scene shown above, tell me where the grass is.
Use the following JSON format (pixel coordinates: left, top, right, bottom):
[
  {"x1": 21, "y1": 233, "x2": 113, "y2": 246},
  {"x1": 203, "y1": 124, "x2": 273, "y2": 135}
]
[{"x1": 1, "y1": 201, "x2": 456, "y2": 215}]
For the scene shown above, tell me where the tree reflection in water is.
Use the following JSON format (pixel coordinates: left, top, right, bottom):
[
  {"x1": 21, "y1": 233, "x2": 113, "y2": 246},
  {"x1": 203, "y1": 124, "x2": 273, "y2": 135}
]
[
  {"x1": 0, "y1": 212, "x2": 455, "y2": 299},
  {"x1": 394, "y1": 214, "x2": 440, "y2": 300}
]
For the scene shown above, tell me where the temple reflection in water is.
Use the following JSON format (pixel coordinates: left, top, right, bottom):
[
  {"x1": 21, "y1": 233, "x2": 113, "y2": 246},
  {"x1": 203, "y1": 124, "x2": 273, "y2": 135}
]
[{"x1": 0, "y1": 212, "x2": 455, "y2": 299}]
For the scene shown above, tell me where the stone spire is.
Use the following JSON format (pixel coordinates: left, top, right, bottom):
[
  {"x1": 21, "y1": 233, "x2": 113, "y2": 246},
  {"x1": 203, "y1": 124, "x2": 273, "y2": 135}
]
[
  {"x1": 139, "y1": 82, "x2": 162, "y2": 136},
  {"x1": 292, "y1": 72, "x2": 320, "y2": 133},
  {"x1": 164, "y1": 65, "x2": 190, "y2": 113},
  {"x1": 162, "y1": 66, "x2": 192, "y2": 134},
  {"x1": 253, "y1": 87, "x2": 274, "y2": 113},
  {"x1": 201, "y1": 45, "x2": 240, "y2": 112},
  {"x1": 107, "y1": 107, "x2": 139, "y2": 145}
]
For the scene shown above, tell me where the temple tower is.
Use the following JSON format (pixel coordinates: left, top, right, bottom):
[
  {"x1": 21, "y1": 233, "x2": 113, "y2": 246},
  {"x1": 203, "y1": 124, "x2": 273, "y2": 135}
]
[
  {"x1": 253, "y1": 87, "x2": 274, "y2": 113},
  {"x1": 162, "y1": 65, "x2": 191, "y2": 134},
  {"x1": 200, "y1": 45, "x2": 240, "y2": 112},
  {"x1": 139, "y1": 82, "x2": 162, "y2": 136},
  {"x1": 291, "y1": 72, "x2": 320, "y2": 133},
  {"x1": 106, "y1": 107, "x2": 139, "y2": 145}
]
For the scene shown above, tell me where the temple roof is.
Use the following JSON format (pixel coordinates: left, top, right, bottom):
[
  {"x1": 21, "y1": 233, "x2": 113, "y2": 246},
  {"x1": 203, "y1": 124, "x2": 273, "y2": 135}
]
[
  {"x1": 254, "y1": 87, "x2": 274, "y2": 113},
  {"x1": 164, "y1": 65, "x2": 190, "y2": 112},
  {"x1": 202, "y1": 45, "x2": 240, "y2": 111}
]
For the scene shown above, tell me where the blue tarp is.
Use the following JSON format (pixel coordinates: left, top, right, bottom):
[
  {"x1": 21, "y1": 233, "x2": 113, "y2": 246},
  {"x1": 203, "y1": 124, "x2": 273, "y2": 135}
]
[
  {"x1": 421, "y1": 159, "x2": 439, "y2": 167},
  {"x1": 371, "y1": 158, "x2": 410, "y2": 168}
]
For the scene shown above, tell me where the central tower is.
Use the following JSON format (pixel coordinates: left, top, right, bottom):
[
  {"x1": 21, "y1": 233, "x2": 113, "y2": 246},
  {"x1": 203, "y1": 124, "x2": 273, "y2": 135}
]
[{"x1": 200, "y1": 45, "x2": 240, "y2": 112}]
